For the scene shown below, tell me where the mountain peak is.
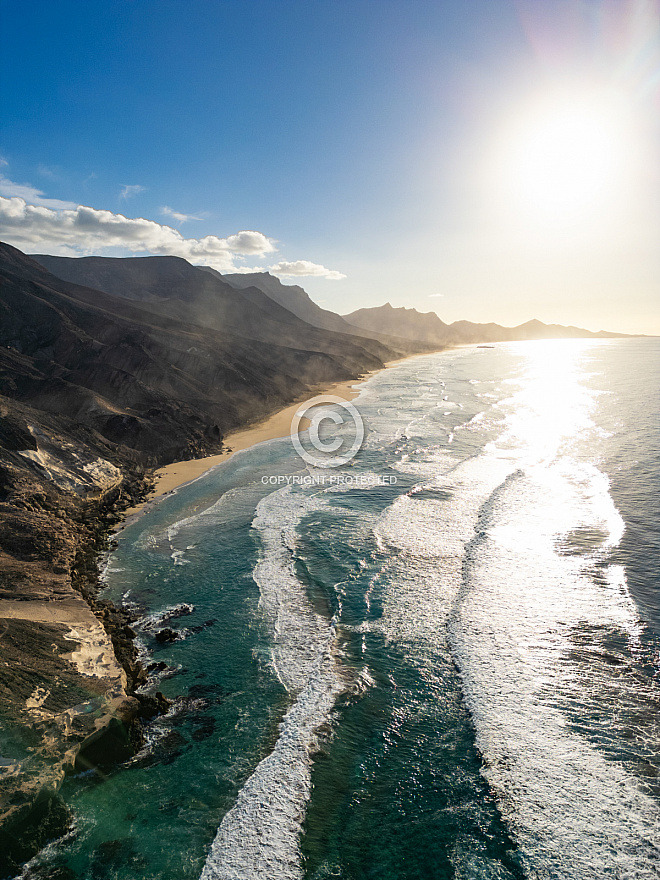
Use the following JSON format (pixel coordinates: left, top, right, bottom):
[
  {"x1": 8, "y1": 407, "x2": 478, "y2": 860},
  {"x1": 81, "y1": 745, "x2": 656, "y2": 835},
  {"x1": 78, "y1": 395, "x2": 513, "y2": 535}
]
[{"x1": 343, "y1": 303, "x2": 625, "y2": 345}]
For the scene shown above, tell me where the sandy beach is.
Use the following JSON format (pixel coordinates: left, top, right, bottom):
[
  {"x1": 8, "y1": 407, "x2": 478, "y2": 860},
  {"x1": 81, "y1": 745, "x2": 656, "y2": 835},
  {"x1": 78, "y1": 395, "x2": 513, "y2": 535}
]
[{"x1": 117, "y1": 367, "x2": 397, "y2": 525}]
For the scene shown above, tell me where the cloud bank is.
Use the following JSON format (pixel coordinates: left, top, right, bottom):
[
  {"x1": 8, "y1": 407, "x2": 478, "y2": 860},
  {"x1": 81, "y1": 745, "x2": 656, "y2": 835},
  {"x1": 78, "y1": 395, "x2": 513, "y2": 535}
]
[
  {"x1": 0, "y1": 191, "x2": 345, "y2": 279},
  {"x1": 0, "y1": 196, "x2": 276, "y2": 269}
]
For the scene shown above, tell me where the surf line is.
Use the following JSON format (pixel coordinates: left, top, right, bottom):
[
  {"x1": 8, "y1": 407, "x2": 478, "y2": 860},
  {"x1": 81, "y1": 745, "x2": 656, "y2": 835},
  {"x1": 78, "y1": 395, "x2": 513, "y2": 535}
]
[{"x1": 200, "y1": 487, "x2": 346, "y2": 880}]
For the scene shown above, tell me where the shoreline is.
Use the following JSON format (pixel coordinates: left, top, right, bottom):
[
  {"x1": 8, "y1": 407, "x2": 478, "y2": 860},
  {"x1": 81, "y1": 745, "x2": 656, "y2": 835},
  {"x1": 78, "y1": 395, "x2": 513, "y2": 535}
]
[
  {"x1": 0, "y1": 350, "x2": 433, "y2": 873},
  {"x1": 116, "y1": 356, "x2": 415, "y2": 528}
]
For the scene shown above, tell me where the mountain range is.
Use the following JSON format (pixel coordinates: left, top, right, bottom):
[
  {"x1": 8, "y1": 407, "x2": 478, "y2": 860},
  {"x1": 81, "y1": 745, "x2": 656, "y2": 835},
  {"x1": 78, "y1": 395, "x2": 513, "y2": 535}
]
[
  {"x1": 343, "y1": 302, "x2": 625, "y2": 345},
  {"x1": 0, "y1": 240, "x2": 631, "y2": 871}
]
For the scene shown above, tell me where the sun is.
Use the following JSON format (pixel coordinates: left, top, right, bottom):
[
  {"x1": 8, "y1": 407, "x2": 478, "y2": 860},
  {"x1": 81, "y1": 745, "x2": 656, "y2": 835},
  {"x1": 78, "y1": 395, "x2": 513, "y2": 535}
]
[
  {"x1": 513, "y1": 104, "x2": 620, "y2": 213},
  {"x1": 491, "y1": 87, "x2": 635, "y2": 227}
]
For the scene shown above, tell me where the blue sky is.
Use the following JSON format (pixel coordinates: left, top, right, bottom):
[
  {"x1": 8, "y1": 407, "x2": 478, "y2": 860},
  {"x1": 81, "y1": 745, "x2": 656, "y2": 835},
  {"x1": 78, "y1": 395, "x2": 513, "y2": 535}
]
[{"x1": 1, "y1": 0, "x2": 658, "y2": 332}]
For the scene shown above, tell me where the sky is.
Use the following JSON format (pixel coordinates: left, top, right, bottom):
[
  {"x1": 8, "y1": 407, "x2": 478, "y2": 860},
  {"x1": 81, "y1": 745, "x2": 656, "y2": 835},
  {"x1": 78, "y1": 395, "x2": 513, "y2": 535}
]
[{"x1": 0, "y1": 0, "x2": 658, "y2": 333}]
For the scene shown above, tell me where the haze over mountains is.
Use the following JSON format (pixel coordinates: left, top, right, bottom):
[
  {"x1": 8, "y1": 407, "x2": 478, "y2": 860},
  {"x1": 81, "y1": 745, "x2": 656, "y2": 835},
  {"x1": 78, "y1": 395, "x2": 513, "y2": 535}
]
[
  {"x1": 3, "y1": 245, "x2": 625, "y2": 473},
  {"x1": 344, "y1": 302, "x2": 625, "y2": 345},
  {"x1": 203, "y1": 268, "x2": 358, "y2": 336},
  {"x1": 29, "y1": 253, "x2": 625, "y2": 373},
  {"x1": 2, "y1": 243, "x2": 628, "y2": 483},
  {"x1": 210, "y1": 269, "x2": 625, "y2": 345},
  {"x1": 31, "y1": 254, "x2": 401, "y2": 366}
]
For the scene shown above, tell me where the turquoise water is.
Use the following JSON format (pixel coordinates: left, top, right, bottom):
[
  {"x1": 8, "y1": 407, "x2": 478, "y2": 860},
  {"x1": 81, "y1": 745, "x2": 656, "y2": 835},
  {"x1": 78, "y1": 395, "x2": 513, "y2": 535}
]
[{"x1": 23, "y1": 339, "x2": 660, "y2": 879}]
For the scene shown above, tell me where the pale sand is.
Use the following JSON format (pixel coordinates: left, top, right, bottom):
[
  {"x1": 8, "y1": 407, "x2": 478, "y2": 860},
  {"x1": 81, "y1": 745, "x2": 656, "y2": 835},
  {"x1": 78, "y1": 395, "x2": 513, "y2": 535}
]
[
  {"x1": 0, "y1": 595, "x2": 99, "y2": 626},
  {"x1": 117, "y1": 357, "x2": 425, "y2": 525},
  {"x1": 0, "y1": 596, "x2": 127, "y2": 688}
]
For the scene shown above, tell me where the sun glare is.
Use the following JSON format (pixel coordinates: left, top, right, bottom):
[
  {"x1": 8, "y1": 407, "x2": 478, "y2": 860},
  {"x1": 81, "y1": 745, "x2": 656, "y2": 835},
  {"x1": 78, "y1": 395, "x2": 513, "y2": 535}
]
[
  {"x1": 514, "y1": 103, "x2": 621, "y2": 212},
  {"x1": 490, "y1": 87, "x2": 637, "y2": 230}
]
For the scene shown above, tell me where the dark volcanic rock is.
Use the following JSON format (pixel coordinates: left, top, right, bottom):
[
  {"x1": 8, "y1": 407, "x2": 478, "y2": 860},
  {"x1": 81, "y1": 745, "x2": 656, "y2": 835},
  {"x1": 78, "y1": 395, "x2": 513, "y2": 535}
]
[
  {"x1": 0, "y1": 244, "x2": 401, "y2": 466},
  {"x1": 154, "y1": 627, "x2": 180, "y2": 643},
  {"x1": 216, "y1": 269, "x2": 425, "y2": 352},
  {"x1": 0, "y1": 791, "x2": 72, "y2": 879},
  {"x1": 191, "y1": 716, "x2": 217, "y2": 742},
  {"x1": 0, "y1": 241, "x2": 394, "y2": 873},
  {"x1": 29, "y1": 250, "x2": 397, "y2": 390}
]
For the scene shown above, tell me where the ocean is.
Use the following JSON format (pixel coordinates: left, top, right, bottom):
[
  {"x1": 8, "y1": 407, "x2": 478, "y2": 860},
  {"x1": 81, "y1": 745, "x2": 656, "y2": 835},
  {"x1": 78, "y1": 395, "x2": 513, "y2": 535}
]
[{"x1": 24, "y1": 337, "x2": 660, "y2": 880}]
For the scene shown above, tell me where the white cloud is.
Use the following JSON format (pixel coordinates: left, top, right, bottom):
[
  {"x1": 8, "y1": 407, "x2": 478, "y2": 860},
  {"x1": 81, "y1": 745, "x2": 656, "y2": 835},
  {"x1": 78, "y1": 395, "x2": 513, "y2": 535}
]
[
  {"x1": 0, "y1": 157, "x2": 8, "y2": 167},
  {"x1": 0, "y1": 181, "x2": 338, "y2": 278},
  {"x1": 269, "y1": 259, "x2": 346, "y2": 280},
  {"x1": 428, "y1": 293, "x2": 444, "y2": 297},
  {"x1": 0, "y1": 174, "x2": 77, "y2": 209},
  {"x1": 0, "y1": 196, "x2": 277, "y2": 270},
  {"x1": 161, "y1": 205, "x2": 202, "y2": 224},
  {"x1": 120, "y1": 184, "x2": 146, "y2": 199}
]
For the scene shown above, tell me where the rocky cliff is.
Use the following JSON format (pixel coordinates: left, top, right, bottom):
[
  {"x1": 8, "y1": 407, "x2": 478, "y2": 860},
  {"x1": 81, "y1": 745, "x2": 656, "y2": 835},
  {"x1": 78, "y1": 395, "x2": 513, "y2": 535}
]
[{"x1": 0, "y1": 243, "x2": 399, "y2": 875}]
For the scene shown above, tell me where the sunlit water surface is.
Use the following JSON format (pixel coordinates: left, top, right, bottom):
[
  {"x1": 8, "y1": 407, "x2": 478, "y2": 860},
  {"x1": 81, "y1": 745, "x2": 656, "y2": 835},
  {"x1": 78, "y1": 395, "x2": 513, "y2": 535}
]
[{"x1": 22, "y1": 338, "x2": 660, "y2": 880}]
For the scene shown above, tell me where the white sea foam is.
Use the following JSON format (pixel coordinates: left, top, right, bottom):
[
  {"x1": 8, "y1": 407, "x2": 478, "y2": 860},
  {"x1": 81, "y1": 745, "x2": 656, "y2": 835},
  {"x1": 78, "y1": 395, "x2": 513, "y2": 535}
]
[
  {"x1": 164, "y1": 486, "x2": 259, "y2": 543},
  {"x1": 450, "y1": 461, "x2": 660, "y2": 878},
  {"x1": 373, "y1": 453, "x2": 514, "y2": 651},
  {"x1": 200, "y1": 650, "x2": 341, "y2": 880},
  {"x1": 200, "y1": 486, "x2": 344, "y2": 879},
  {"x1": 374, "y1": 449, "x2": 660, "y2": 876},
  {"x1": 442, "y1": 342, "x2": 660, "y2": 875},
  {"x1": 372, "y1": 341, "x2": 660, "y2": 876},
  {"x1": 134, "y1": 602, "x2": 195, "y2": 633},
  {"x1": 252, "y1": 489, "x2": 331, "y2": 692},
  {"x1": 201, "y1": 475, "x2": 404, "y2": 878},
  {"x1": 133, "y1": 486, "x2": 261, "y2": 558}
]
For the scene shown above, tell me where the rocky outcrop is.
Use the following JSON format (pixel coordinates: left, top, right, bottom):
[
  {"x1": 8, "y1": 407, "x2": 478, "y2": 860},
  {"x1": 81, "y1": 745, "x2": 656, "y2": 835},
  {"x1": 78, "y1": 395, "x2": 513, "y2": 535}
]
[{"x1": 0, "y1": 441, "x2": 156, "y2": 876}]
